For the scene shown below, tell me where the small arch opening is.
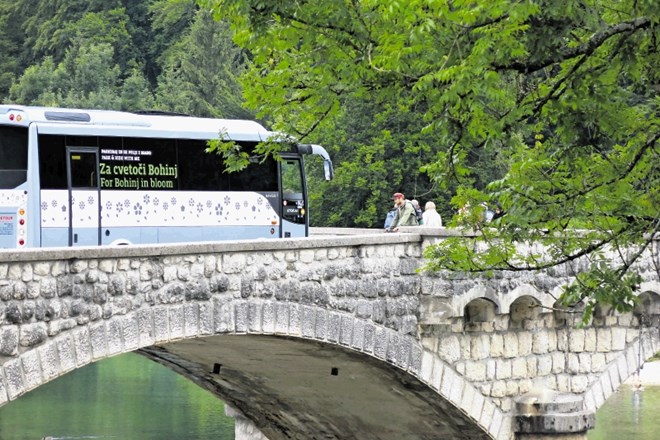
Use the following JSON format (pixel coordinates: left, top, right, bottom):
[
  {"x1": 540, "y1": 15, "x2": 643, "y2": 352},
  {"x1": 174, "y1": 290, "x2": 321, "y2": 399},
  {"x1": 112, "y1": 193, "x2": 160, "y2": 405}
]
[
  {"x1": 509, "y1": 295, "x2": 541, "y2": 329},
  {"x1": 633, "y1": 291, "x2": 660, "y2": 326},
  {"x1": 552, "y1": 300, "x2": 585, "y2": 327},
  {"x1": 464, "y1": 298, "x2": 498, "y2": 331}
]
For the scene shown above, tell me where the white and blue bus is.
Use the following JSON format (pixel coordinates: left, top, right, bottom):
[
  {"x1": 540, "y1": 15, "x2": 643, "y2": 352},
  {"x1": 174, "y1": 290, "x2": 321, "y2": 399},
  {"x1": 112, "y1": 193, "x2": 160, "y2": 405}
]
[{"x1": 0, "y1": 105, "x2": 333, "y2": 248}]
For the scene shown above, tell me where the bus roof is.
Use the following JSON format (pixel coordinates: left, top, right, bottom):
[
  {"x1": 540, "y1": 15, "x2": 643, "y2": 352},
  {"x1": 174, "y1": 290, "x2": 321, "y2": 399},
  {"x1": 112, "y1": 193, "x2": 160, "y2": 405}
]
[{"x1": 0, "y1": 104, "x2": 275, "y2": 142}]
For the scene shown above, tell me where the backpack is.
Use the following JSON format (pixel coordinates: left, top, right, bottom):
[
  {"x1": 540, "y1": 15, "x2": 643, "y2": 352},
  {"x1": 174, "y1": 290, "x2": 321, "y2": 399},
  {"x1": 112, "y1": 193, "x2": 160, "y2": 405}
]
[
  {"x1": 405, "y1": 200, "x2": 421, "y2": 225},
  {"x1": 413, "y1": 204, "x2": 423, "y2": 225}
]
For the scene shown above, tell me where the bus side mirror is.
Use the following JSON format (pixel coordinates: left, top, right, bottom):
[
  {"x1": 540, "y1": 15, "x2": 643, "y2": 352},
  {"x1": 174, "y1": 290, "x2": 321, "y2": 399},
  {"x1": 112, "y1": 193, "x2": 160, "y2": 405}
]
[{"x1": 324, "y1": 160, "x2": 334, "y2": 181}]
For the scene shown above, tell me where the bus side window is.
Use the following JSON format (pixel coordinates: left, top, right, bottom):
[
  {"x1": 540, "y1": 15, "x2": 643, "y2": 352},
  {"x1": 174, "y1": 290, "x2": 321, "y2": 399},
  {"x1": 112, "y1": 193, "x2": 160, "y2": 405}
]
[
  {"x1": 0, "y1": 126, "x2": 28, "y2": 189},
  {"x1": 39, "y1": 135, "x2": 68, "y2": 189},
  {"x1": 281, "y1": 159, "x2": 303, "y2": 197}
]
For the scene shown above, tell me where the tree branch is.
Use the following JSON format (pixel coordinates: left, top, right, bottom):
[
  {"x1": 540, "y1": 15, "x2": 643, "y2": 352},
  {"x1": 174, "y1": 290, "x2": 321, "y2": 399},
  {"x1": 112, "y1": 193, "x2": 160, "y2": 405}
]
[{"x1": 494, "y1": 17, "x2": 651, "y2": 74}]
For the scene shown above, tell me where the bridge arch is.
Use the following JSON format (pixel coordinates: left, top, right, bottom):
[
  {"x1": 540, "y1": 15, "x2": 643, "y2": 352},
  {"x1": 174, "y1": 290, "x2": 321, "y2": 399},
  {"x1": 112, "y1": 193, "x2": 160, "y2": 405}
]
[
  {"x1": 1, "y1": 299, "x2": 505, "y2": 440},
  {"x1": 2, "y1": 230, "x2": 658, "y2": 440}
]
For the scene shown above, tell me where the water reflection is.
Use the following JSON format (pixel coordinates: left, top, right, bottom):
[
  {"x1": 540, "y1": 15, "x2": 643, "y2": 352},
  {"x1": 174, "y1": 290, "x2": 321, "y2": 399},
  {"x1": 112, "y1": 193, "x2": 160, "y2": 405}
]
[
  {"x1": 589, "y1": 385, "x2": 660, "y2": 440},
  {"x1": 0, "y1": 353, "x2": 234, "y2": 440},
  {"x1": 3, "y1": 352, "x2": 657, "y2": 440}
]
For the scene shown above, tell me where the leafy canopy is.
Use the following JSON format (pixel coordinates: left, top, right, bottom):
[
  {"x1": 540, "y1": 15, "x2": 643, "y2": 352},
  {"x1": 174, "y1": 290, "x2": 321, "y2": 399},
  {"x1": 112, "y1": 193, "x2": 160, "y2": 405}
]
[{"x1": 203, "y1": 0, "x2": 659, "y2": 320}]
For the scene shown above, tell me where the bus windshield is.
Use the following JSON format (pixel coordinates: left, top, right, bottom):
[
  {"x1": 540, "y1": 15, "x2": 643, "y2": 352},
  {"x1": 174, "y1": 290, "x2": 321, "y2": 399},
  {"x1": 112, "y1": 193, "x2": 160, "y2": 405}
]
[{"x1": 0, "y1": 126, "x2": 28, "y2": 188}]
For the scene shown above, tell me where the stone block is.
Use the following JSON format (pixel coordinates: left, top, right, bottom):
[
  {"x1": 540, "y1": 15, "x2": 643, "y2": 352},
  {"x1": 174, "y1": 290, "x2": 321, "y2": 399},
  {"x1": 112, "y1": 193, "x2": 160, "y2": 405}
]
[
  {"x1": 568, "y1": 329, "x2": 586, "y2": 352},
  {"x1": 465, "y1": 360, "x2": 487, "y2": 382},
  {"x1": 591, "y1": 353, "x2": 606, "y2": 372},
  {"x1": 503, "y1": 333, "x2": 519, "y2": 358},
  {"x1": 584, "y1": 328, "x2": 597, "y2": 351},
  {"x1": 420, "y1": 351, "x2": 435, "y2": 384},
  {"x1": 518, "y1": 332, "x2": 532, "y2": 356},
  {"x1": 21, "y1": 350, "x2": 42, "y2": 390},
  {"x1": 38, "y1": 341, "x2": 60, "y2": 381},
  {"x1": 496, "y1": 359, "x2": 512, "y2": 380},
  {"x1": 459, "y1": 383, "x2": 477, "y2": 415},
  {"x1": 490, "y1": 334, "x2": 504, "y2": 357},
  {"x1": 289, "y1": 303, "x2": 302, "y2": 336},
  {"x1": 512, "y1": 357, "x2": 528, "y2": 379},
  {"x1": 57, "y1": 335, "x2": 76, "y2": 373},
  {"x1": 532, "y1": 331, "x2": 550, "y2": 354},
  {"x1": 373, "y1": 326, "x2": 388, "y2": 360},
  {"x1": 247, "y1": 302, "x2": 262, "y2": 333},
  {"x1": 4, "y1": 358, "x2": 25, "y2": 400},
  {"x1": 526, "y1": 357, "x2": 538, "y2": 377},
  {"x1": 438, "y1": 335, "x2": 461, "y2": 364},
  {"x1": 168, "y1": 305, "x2": 185, "y2": 339},
  {"x1": 183, "y1": 302, "x2": 200, "y2": 338},
  {"x1": 578, "y1": 353, "x2": 592, "y2": 374},
  {"x1": 551, "y1": 352, "x2": 566, "y2": 374},
  {"x1": 33, "y1": 262, "x2": 51, "y2": 277},
  {"x1": 480, "y1": 399, "x2": 496, "y2": 435},
  {"x1": 486, "y1": 359, "x2": 497, "y2": 381},
  {"x1": 611, "y1": 327, "x2": 626, "y2": 351},
  {"x1": 449, "y1": 372, "x2": 465, "y2": 406},
  {"x1": 340, "y1": 315, "x2": 353, "y2": 346},
  {"x1": 567, "y1": 353, "x2": 580, "y2": 374},
  {"x1": 198, "y1": 302, "x2": 213, "y2": 336},
  {"x1": 418, "y1": 296, "x2": 453, "y2": 325},
  {"x1": 431, "y1": 357, "x2": 444, "y2": 391},
  {"x1": 471, "y1": 334, "x2": 491, "y2": 360},
  {"x1": 327, "y1": 312, "x2": 341, "y2": 343},
  {"x1": 262, "y1": 302, "x2": 275, "y2": 334},
  {"x1": 154, "y1": 307, "x2": 170, "y2": 342},
  {"x1": 440, "y1": 366, "x2": 456, "y2": 398},
  {"x1": 491, "y1": 380, "x2": 507, "y2": 397},
  {"x1": 0, "y1": 326, "x2": 18, "y2": 356},
  {"x1": 106, "y1": 319, "x2": 123, "y2": 355},
  {"x1": 596, "y1": 328, "x2": 612, "y2": 352}
]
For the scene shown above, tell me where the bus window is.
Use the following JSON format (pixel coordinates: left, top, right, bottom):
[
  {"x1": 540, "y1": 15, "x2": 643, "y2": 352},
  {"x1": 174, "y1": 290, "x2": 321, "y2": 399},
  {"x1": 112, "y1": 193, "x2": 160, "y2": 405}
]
[
  {"x1": 281, "y1": 159, "x2": 303, "y2": 197},
  {"x1": 229, "y1": 153, "x2": 278, "y2": 192},
  {"x1": 178, "y1": 139, "x2": 229, "y2": 191},
  {"x1": 68, "y1": 150, "x2": 98, "y2": 188},
  {"x1": 0, "y1": 126, "x2": 28, "y2": 188},
  {"x1": 281, "y1": 158, "x2": 305, "y2": 227}
]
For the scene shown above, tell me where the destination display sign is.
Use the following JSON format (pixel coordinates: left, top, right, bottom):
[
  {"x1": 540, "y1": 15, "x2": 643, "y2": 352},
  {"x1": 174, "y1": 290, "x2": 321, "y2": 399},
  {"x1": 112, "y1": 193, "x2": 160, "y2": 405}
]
[{"x1": 99, "y1": 140, "x2": 178, "y2": 190}]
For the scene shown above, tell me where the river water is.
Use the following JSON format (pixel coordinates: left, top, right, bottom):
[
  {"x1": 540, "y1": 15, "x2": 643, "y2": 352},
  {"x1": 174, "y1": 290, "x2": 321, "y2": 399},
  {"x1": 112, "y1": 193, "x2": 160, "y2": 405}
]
[
  {"x1": 0, "y1": 353, "x2": 234, "y2": 440},
  {"x1": 0, "y1": 352, "x2": 657, "y2": 439}
]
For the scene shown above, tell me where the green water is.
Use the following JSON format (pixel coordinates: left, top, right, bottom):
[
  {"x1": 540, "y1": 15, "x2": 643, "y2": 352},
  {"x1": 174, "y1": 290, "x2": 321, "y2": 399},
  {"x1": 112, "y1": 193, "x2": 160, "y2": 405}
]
[
  {"x1": 0, "y1": 353, "x2": 234, "y2": 440},
  {"x1": 589, "y1": 385, "x2": 660, "y2": 440},
  {"x1": 1, "y1": 352, "x2": 656, "y2": 440}
]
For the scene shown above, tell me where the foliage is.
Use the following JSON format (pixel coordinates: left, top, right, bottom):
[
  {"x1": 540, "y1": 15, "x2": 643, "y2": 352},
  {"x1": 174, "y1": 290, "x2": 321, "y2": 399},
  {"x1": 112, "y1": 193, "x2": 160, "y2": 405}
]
[
  {"x1": 203, "y1": 0, "x2": 660, "y2": 318},
  {"x1": 0, "y1": 0, "x2": 248, "y2": 119},
  {"x1": 154, "y1": 10, "x2": 251, "y2": 118}
]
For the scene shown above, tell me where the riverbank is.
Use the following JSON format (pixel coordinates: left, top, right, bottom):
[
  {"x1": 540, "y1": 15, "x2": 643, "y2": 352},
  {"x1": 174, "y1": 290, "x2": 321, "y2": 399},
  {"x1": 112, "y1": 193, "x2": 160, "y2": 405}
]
[{"x1": 625, "y1": 360, "x2": 660, "y2": 386}]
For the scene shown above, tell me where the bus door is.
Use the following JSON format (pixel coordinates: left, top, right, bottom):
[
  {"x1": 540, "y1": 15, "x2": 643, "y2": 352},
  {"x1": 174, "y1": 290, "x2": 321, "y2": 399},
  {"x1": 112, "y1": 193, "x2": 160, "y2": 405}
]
[
  {"x1": 280, "y1": 157, "x2": 307, "y2": 238},
  {"x1": 66, "y1": 147, "x2": 101, "y2": 246}
]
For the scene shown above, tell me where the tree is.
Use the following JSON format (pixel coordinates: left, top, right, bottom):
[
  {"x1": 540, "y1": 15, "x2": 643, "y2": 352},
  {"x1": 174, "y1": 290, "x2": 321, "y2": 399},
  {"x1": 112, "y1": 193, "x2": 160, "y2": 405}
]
[
  {"x1": 154, "y1": 8, "x2": 250, "y2": 118},
  {"x1": 203, "y1": 0, "x2": 659, "y2": 319}
]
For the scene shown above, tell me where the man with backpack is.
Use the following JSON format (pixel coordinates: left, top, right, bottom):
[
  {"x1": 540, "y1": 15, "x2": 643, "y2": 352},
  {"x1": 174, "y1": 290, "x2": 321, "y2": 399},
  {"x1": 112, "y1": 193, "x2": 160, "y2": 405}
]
[{"x1": 385, "y1": 192, "x2": 419, "y2": 232}]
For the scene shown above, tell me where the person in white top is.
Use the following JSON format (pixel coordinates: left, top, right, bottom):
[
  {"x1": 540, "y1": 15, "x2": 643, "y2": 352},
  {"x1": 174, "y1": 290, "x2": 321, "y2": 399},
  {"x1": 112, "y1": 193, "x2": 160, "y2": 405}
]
[{"x1": 422, "y1": 201, "x2": 442, "y2": 227}]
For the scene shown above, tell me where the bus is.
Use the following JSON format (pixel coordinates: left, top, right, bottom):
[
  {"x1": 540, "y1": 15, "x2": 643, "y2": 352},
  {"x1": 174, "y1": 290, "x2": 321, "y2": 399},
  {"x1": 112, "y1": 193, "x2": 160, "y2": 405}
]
[{"x1": 0, "y1": 105, "x2": 334, "y2": 248}]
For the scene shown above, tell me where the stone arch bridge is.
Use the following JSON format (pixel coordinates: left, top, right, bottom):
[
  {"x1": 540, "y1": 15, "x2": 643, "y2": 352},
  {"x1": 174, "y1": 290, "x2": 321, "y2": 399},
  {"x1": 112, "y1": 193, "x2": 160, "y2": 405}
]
[{"x1": 0, "y1": 228, "x2": 658, "y2": 440}]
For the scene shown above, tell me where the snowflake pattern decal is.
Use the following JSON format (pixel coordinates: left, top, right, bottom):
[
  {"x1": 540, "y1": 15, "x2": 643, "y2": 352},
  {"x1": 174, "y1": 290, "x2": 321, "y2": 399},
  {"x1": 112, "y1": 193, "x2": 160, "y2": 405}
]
[{"x1": 39, "y1": 190, "x2": 278, "y2": 228}]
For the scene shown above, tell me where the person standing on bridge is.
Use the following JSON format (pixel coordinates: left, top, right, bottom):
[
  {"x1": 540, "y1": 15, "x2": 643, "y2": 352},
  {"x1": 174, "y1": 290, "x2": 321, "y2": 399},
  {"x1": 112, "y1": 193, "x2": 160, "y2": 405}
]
[
  {"x1": 422, "y1": 201, "x2": 442, "y2": 227},
  {"x1": 385, "y1": 193, "x2": 418, "y2": 232}
]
